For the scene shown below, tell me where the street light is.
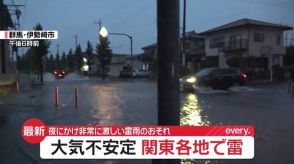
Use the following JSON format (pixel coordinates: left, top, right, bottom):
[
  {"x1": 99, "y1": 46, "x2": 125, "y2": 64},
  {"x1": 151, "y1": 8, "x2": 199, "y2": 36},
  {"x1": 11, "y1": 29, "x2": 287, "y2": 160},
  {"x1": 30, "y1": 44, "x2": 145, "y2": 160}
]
[
  {"x1": 100, "y1": 27, "x2": 108, "y2": 38},
  {"x1": 99, "y1": 26, "x2": 133, "y2": 80}
]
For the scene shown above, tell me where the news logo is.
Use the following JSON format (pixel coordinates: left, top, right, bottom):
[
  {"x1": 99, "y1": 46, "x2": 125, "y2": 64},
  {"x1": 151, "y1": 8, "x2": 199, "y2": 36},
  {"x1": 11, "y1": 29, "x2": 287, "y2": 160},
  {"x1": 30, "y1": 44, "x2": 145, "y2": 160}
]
[{"x1": 22, "y1": 119, "x2": 254, "y2": 159}]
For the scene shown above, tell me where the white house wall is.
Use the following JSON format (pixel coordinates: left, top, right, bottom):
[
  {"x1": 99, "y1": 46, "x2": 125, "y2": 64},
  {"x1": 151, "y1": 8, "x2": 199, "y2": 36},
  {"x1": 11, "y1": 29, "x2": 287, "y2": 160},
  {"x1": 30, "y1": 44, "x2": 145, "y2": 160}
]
[
  {"x1": 205, "y1": 28, "x2": 249, "y2": 57},
  {"x1": 204, "y1": 26, "x2": 287, "y2": 68},
  {"x1": 248, "y1": 27, "x2": 285, "y2": 57}
]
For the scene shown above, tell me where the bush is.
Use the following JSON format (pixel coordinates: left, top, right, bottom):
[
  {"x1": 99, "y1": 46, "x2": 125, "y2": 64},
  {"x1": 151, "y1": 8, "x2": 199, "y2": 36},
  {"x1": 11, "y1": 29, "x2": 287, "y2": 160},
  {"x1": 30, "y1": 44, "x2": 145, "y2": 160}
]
[
  {"x1": 291, "y1": 70, "x2": 294, "y2": 80},
  {"x1": 273, "y1": 65, "x2": 285, "y2": 81},
  {"x1": 226, "y1": 55, "x2": 241, "y2": 68},
  {"x1": 181, "y1": 66, "x2": 194, "y2": 77},
  {"x1": 245, "y1": 69, "x2": 270, "y2": 81},
  {"x1": 286, "y1": 67, "x2": 294, "y2": 80}
]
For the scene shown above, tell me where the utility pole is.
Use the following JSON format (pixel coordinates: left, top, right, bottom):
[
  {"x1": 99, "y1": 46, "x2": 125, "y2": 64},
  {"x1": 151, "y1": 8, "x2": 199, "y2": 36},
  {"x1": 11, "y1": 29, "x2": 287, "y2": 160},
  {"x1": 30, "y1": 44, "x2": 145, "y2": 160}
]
[
  {"x1": 94, "y1": 18, "x2": 103, "y2": 32},
  {"x1": 72, "y1": 34, "x2": 79, "y2": 71},
  {"x1": 73, "y1": 34, "x2": 78, "y2": 48},
  {"x1": 95, "y1": 19, "x2": 103, "y2": 43},
  {"x1": 182, "y1": 0, "x2": 187, "y2": 66},
  {"x1": 153, "y1": 0, "x2": 180, "y2": 163}
]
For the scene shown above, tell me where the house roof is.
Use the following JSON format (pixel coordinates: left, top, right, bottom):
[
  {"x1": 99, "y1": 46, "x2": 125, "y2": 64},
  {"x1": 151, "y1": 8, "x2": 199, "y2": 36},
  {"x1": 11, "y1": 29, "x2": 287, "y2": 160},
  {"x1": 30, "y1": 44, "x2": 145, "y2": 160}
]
[
  {"x1": 142, "y1": 31, "x2": 204, "y2": 50},
  {"x1": 184, "y1": 31, "x2": 205, "y2": 39},
  {"x1": 200, "y1": 18, "x2": 293, "y2": 35},
  {"x1": 142, "y1": 43, "x2": 157, "y2": 50},
  {"x1": 0, "y1": 1, "x2": 14, "y2": 28}
]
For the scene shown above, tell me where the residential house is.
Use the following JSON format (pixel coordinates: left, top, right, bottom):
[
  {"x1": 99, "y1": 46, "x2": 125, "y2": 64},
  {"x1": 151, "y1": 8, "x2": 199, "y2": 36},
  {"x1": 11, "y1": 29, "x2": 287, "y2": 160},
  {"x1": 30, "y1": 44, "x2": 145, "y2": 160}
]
[
  {"x1": 0, "y1": 0, "x2": 17, "y2": 85},
  {"x1": 141, "y1": 31, "x2": 205, "y2": 72},
  {"x1": 108, "y1": 54, "x2": 128, "y2": 77},
  {"x1": 200, "y1": 18, "x2": 293, "y2": 70},
  {"x1": 109, "y1": 54, "x2": 144, "y2": 77},
  {"x1": 183, "y1": 31, "x2": 205, "y2": 71},
  {"x1": 141, "y1": 43, "x2": 157, "y2": 72}
]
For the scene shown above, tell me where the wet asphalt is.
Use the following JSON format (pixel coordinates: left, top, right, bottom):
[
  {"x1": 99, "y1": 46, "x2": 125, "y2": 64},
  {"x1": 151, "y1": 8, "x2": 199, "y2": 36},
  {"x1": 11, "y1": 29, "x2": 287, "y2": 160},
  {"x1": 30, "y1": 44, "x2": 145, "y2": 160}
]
[{"x1": 0, "y1": 73, "x2": 294, "y2": 164}]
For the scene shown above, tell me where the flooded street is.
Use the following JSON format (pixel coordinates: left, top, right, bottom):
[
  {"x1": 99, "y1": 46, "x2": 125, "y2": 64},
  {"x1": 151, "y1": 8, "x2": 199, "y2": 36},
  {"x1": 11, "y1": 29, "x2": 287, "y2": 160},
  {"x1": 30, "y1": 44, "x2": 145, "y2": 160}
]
[
  {"x1": 181, "y1": 84, "x2": 294, "y2": 164},
  {"x1": 1, "y1": 74, "x2": 294, "y2": 163}
]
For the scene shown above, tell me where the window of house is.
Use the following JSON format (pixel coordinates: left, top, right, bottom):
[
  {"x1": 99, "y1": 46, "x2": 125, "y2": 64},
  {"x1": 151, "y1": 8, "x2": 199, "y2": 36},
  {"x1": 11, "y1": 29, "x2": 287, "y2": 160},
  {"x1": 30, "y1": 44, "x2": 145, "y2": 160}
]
[
  {"x1": 254, "y1": 33, "x2": 264, "y2": 42},
  {"x1": 198, "y1": 41, "x2": 204, "y2": 48},
  {"x1": 229, "y1": 34, "x2": 241, "y2": 48},
  {"x1": 277, "y1": 34, "x2": 281, "y2": 45},
  {"x1": 185, "y1": 42, "x2": 190, "y2": 51},
  {"x1": 210, "y1": 37, "x2": 225, "y2": 48}
]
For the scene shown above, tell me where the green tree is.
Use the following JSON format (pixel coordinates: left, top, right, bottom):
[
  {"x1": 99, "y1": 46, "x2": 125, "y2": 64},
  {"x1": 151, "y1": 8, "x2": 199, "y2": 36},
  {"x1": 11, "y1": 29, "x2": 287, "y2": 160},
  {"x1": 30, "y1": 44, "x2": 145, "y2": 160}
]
[
  {"x1": 55, "y1": 53, "x2": 60, "y2": 68},
  {"x1": 31, "y1": 23, "x2": 51, "y2": 84},
  {"x1": 85, "y1": 41, "x2": 93, "y2": 55},
  {"x1": 75, "y1": 44, "x2": 83, "y2": 71},
  {"x1": 96, "y1": 37, "x2": 112, "y2": 79},
  {"x1": 85, "y1": 41, "x2": 93, "y2": 75},
  {"x1": 46, "y1": 53, "x2": 55, "y2": 72},
  {"x1": 286, "y1": 46, "x2": 294, "y2": 55},
  {"x1": 67, "y1": 48, "x2": 75, "y2": 72},
  {"x1": 22, "y1": 48, "x2": 38, "y2": 74},
  {"x1": 226, "y1": 55, "x2": 241, "y2": 68},
  {"x1": 61, "y1": 51, "x2": 67, "y2": 68},
  {"x1": 16, "y1": 55, "x2": 23, "y2": 72},
  {"x1": 284, "y1": 46, "x2": 294, "y2": 66}
]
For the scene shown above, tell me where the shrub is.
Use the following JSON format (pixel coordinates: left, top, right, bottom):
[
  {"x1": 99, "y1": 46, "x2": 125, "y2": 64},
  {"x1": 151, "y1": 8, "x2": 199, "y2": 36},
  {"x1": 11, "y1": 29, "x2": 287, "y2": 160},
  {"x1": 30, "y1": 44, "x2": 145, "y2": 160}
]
[
  {"x1": 273, "y1": 65, "x2": 285, "y2": 81},
  {"x1": 181, "y1": 66, "x2": 194, "y2": 77},
  {"x1": 226, "y1": 55, "x2": 241, "y2": 68}
]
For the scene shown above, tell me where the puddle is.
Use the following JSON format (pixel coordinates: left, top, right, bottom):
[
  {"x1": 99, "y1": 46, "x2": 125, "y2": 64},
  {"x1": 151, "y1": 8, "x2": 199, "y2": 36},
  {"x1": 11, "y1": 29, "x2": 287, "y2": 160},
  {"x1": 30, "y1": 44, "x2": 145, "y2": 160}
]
[{"x1": 180, "y1": 93, "x2": 210, "y2": 126}]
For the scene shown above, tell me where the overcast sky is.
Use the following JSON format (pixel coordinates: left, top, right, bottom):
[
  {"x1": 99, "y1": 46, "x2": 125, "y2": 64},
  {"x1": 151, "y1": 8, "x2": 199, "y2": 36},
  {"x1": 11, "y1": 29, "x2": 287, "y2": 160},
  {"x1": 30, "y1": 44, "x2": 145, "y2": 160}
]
[{"x1": 4, "y1": 0, "x2": 294, "y2": 55}]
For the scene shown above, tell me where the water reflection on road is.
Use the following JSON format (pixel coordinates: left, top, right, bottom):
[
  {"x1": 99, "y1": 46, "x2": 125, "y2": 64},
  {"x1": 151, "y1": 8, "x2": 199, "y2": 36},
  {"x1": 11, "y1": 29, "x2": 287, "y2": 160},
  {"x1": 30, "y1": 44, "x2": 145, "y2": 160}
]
[
  {"x1": 180, "y1": 93, "x2": 210, "y2": 126},
  {"x1": 181, "y1": 93, "x2": 217, "y2": 164},
  {"x1": 90, "y1": 84, "x2": 125, "y2": 125}
]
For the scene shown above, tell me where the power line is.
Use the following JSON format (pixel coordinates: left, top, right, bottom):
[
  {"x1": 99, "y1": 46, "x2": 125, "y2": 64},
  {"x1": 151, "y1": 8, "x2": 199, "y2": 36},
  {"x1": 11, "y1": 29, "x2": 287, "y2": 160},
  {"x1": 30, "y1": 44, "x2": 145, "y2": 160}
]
[
  {"x1": 108, "y1": 1, "x2": 153, "y2": 28},
  {"x1": 236, "y1": 0, "x2": 294, "y2": 10},
  {"x1": 100, "y1": 0, "x2": 135, "y2": 20}
]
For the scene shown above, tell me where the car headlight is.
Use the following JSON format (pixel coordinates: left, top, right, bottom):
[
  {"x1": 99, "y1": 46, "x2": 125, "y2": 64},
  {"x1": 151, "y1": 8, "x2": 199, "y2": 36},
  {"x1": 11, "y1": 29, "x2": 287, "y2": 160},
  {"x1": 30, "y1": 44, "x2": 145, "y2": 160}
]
[{"x1": 186, "y1": 77, "x2": 196, "y2": 83}]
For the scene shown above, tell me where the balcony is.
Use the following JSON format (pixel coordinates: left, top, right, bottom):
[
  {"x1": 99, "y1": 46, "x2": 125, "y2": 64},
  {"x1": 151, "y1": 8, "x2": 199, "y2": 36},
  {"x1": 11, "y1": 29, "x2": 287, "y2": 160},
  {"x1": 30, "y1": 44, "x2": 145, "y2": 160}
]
[{"x1": 221, "y1": 39, "x2": 248, "y2": 52}]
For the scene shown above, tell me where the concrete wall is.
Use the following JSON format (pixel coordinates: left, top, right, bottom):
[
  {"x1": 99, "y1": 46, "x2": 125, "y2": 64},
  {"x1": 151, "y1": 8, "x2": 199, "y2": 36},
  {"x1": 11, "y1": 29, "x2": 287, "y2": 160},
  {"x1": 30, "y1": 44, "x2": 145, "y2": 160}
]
[
  {"x1": 109, "y1": 56, "x2": 144, "y2": 77},
  {"x1": 109, "y1": 64, "x2": 124, "y2": 77}
]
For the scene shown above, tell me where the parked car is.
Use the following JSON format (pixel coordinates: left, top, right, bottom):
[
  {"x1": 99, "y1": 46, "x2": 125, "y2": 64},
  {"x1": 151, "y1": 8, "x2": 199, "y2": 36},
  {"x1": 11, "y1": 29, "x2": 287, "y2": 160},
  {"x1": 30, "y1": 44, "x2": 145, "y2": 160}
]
[
  {"x1": 119, "y1": 70, "x2": 133, "y2": 77},
  {"x1": 181, "y1": 68, "x2": 247, "y2": 90},
  {"x1": 120, "y1": 69, "x2": 150, "y2": 78},
  {"x1": 53, "y1": 69, "x2": 66, "y2": 79},
  {"x1": 133, "y1": 69, "x2": 150, "y2": 77}
]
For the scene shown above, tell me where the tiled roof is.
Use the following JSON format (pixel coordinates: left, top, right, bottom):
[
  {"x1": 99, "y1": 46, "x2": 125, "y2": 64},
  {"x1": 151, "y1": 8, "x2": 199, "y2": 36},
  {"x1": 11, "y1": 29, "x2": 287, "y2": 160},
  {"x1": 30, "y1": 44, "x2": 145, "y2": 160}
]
[
  {"x1": 200, "y1": 18, "x2": 293, "y2": 35},
  {"x1": 142, "y1": 31, "x2": 204, "y2": 50},
  {"x1": 142, "y1": 43, "x2": 157, "y2": 50}
]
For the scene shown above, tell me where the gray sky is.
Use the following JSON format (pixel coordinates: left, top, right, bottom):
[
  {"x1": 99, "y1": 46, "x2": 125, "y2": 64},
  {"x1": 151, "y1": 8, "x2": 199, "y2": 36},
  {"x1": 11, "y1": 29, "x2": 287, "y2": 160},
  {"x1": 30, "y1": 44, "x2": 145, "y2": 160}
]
[{"x1": 4, "y1": 0, "x2": 294, "y2": 55}]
